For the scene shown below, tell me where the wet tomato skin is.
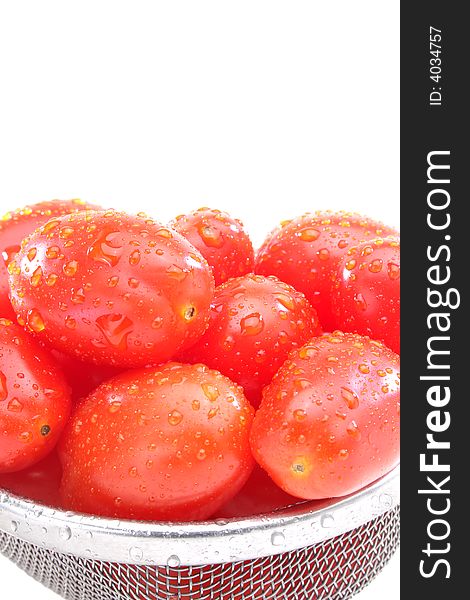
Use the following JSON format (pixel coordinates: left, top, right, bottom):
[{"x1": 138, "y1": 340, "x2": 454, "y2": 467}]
[
  {"x1": 0, "y1": 199, "x2": 100, "y2": 320},
  {"x1": 60, "y1": 362, "x2": 254, "y2": 521},
  {"x1": 250, "y1": 332, "x2": 400, "y2": 499},
  {"x1": 0, "y1": 319, "x2": 71, "y2": 473},
  {"x1": 170, "y1": 207, "x2": 255, "y2": 286},
  {"x1": 181, "y1": 274, "x2": 322, "y2": 407},
  {"x1": 50, "y1": 350, "x2": 122, "y2": 402},
  {"x1": 332, "y1": 238, "x2": 400, "y2": 353},
  {"x1": 8, "y1": 210, "x2": 215, "y2": 367},
  {"x1": 255, "y1": 211, "x2": 397, "y2": 330},
  {"x1": 215, "y1": 465, "x2": 299, "y2": 519},
  {"x1": 0, "y1": 450, "x2": 62, "y2": 506}
]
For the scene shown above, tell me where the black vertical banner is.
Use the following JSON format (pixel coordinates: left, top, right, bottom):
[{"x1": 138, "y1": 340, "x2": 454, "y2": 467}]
[{"x1": 401, "y1": 2, "x2": 466, "y2": 598}]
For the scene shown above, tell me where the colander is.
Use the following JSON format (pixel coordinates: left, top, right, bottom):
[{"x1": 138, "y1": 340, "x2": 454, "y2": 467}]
[{"x1": 0, "y1": 465, "x2": 399, "y2": 600}]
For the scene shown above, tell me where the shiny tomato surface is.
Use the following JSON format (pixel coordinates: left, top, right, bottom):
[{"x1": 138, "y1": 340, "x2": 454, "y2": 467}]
[
  {"x1": 215, "y1": 465, "x2": 299, "y2": 518},
  {"x1": 255, "y1": 211, "x2": 397, "y2": 330},
  {"x1": 332, "y1": 237, "x2": 400, "y2": 353},
  {"x1": 170, "y1": 207, "x2": 254, "y2": 286},
  {"x1": 60, "y1": 362, "x2": 254, "y2": 521},
  {"x1": 250, "y1": 331, "x2": 400, "y2": 499},
  {"x1": 9, "y1": 210, "x2": 215, "y2": 367},
  {"x1": 182, "y1": 274, "x2": 322, "y2": 407},
  {"x1": 0, "y1": 319, "x2": 71, "y2": 473},
  {"x1": 0, "y1": 450, "x2": 62, "y2": 506},
  {"x1": 0, "y1": 199, "x2": 100, "y2": 319}
]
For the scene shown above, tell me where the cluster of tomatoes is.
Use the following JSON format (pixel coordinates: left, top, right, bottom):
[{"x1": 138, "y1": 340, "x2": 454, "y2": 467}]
[{"x1": 0, "y1": 200, "x2": 400, "y2": 521}]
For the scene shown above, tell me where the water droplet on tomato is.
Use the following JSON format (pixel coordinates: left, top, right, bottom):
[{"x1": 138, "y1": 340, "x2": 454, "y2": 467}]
[
  {"x1": 95, "y1": 314, "x2": 134, "y2": 350},
  {"x1": 0, "y1": 372, "x2": 7, "y2": 401},
  {"x1": 192, "y1": 399, "x2": 200, "y2": 411},
  {"x1": 198, "y1": 225, "x2": 223, "y2": 248},
  {"x1": 27, "y1": 247, "x2": 37, "y2": 261},
  {"x1": 299, "y1": 345, "x2": 317, "y2": 359},
  {"x1": 63, "y1": 260, "x2": 79, "y2": 277},
  {"x1": 293, "y1": 409, "x2": 306, "y2": 422},
  {"x1": 240, "y1": 312, "x2": 264, "y2": 336},
  {"x1": 388, "y1": 262, "x2": 400, "y2": 280},
  {"x1": 369, "y1": 259, "x2": 383, "y2": 273},
  {"x1": 201, "y1": 383, "x2": 219, "y2": 402},
  {"x1": 71, "y1": 288, "x2": 85, "y2": 304},
  {"x1": 65, "y1": 316, "x2": 76, "y2": 329},
  {"x1": 345, "y1": 259, "x2": 357, "y2": 271},
  {"x1": 358, "y1": 364, "x2": 370, "y2": 374},
  {"x1": 275, "y1": 293, "x2": 295, "y2": 311},
  {"x1": 298, "y1": 228, "x2": 320, "y2": 242},
  {"x1": 129, "y1": 249, "x2": 141, "y2": 265},
  {"x1": 108, "y1": 401, "x2": 121, "y2": 413},
  {"x1": 168, "y1": 410, "x2": 183, "y2": 426},
  {"x1": 46, "y1": 273, "x2": 58, "y2": 286},
  {"x1": 223, "y1": 335, "x2": 235, "y2": 351},
  {"x1": 2, "y1": 245, "x2": 20, "y2": 265},
  {"x1": 208, "y1": 407, "x2": 219, "y2": 419},
  {"x1": 346, "y1": 420, "x2": 361, "y2": 439},
  {"x1": 151, "y1": 316, "x2": 163, "y2": 329},
  {"x1": 41, "y1": 219, "x2": 60, "y2": 234},
  {"x1": 7, "y1": 398, "x2": 23, "y2": 412},
  {"x1": 166, "y1": 264, "x2": 188, "y2": 281},
  {"x1": 197, "y1": 449, "x2": 207, "y2": 460},
  {"x1": 27, "y1": 308, "x2": 45, "y2": 333},
  {"x1": 341, "y1": 387, "x2": 359, "y2": 409},
  {"x1": 59, "y1": 226, "x2": 75, "y2": 239},
  {"x1": 31, "y1": 266, "x2": 43, "y2": 287},
  {"x1": 354, "y1": 293, "x2": 367, "y2": 311},
  {"x1": 107, "y1": 276, "x2": 119, "y2": 287},
  {"x1": 294, "y1": 379, "x2": 311, "y2": 390},
  {"x1": 46, "y1": 246, "x2": 61, "y2": 259},
  {"x1": 317, "y1": 248, "x2": 330, "y2": 261},
  {"x1": 338, "y1": 449, "x2": 349, "y2": 460},
  {"x1": 18, "y1": 431, "x2": 32, "y2": 443},
  {"x1": 88, "y1": 231, "x2": 123, "y2": 267}
]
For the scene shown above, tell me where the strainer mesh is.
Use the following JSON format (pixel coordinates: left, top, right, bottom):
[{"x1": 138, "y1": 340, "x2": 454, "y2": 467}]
[{"x1": 1, "y1": 506, "x2": 399, "y2": 600}]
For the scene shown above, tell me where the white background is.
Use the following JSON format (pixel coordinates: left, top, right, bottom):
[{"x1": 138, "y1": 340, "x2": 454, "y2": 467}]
[{"x1": 0, "y1": 1, "x2": 399, "y2": 598}]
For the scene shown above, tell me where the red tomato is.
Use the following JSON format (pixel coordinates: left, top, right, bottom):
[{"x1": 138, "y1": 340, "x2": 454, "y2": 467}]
[
  {"x1": 8, "y1": 210, "x2": 215, "y2": 367},
  {"x1": 332, "y1": 238, "x2": 400, "y2": 353},
  {"x1": 250, "y1": 331, "x2": 400, "y2": 499},
  {"x1": 0, "y1": 450, "x2": 62, "y2": 506},
  {"x1": 170, "y1": 207, "x2": 254, "y2": 285},
  {"x1": 181, "y1": 274, "x2": 322, "y2": 407},
  {"x1": 215, "y1": 465, "x2": 300, "y2": 519},
  {"x1": 0, "y1": 199, "x2": 100, "y2": 320},
  {"x1": 0, "y1": 319, "x2": 71, "y2": 473},
  {"x1": 51, "y1": 350, "x2": 122, "y2": 401},
  {"x1": 60, "y1": 362, "x2": 254, "y2": 521},
  {"x1": 255, "y1": 211, "x2": 397, "y2": 330}
]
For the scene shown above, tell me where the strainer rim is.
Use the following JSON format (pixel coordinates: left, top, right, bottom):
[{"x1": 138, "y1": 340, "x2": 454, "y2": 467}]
[{"x1": 0, "y1": 464, "x2": 399, "y2": 565}]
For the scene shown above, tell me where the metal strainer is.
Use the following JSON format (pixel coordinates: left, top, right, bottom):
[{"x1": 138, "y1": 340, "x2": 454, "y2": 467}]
[{"x1": 0, "y1": 466, "x2": 399, "y2": 600}]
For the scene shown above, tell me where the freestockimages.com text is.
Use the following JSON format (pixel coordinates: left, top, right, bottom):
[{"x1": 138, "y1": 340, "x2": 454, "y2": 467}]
[{"x1": 419, "y1": 150, "x2": 459, "y2": 579}]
